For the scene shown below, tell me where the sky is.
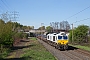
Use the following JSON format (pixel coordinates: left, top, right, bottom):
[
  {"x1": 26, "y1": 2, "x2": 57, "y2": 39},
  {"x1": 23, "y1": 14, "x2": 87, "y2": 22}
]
[{"x1": 0, "y1": 0, "x2": 90, "y2": 29}]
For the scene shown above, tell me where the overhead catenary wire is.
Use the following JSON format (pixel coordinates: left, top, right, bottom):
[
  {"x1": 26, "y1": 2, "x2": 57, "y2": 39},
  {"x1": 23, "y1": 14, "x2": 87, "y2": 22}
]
[
  {"x1": 0, "y1": 0, "x2": 19, "y2": 21},
  {"x1": 0, "y1": 6, "x2": 4, "y2": 12},
  {"x1": 64, "y1": 6, "x2": 90, "y2": 21},
  {"x1": 73, "y1": 18, "x2": 90, "y2": 24},
  {"x1": 0, "y1": 2, "x2": 7, "y2": 12},
  {"x1": 4, "y1": 0, "x2": 14, "y2": 10},
  {"x1": 1, "y1": 0, "x2": 11, "y2": 11}
]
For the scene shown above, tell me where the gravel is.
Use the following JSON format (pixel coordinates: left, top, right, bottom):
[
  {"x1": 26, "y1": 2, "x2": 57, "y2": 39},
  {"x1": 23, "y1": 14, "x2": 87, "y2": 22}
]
[{"x1": 38, "y1": 39, "x2": 90, "y2": 60}]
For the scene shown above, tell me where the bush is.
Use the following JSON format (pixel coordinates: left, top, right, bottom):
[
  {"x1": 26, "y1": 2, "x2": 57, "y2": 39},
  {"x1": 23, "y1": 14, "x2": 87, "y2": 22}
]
[
  {"x1": 13, "y1": 32, "x2": 29, "y2": 45},
  {"x1": 0, "y1": 20, "x2": 13, "y2": 47},
  {"x1": 69, "y1": 25, "x2": 89, "y2": 44},
  {"x1": 13, "y1": 32, "x2": 23, "y2": 45},
  {"x1": 0, "y1": 20, "x2": 14, "y2": 59},
  {"x1": 23, "y1": 33, "x2": 28, "y2": 39},
  {"x1": 13, "y1": 32, "x2": 23, "y2": 39},
  {"x1": 69, "y1": 30, "x2": 72, "y2": 43}
]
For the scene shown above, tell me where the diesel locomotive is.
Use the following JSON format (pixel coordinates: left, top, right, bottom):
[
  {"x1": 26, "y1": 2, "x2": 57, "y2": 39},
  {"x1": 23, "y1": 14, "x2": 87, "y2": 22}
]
[{"x1": 47, "y1": 32, "x2": 68, "y2": 50}]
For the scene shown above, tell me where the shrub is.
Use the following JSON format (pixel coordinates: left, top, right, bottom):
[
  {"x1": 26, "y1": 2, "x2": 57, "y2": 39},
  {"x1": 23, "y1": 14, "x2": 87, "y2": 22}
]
[
  {"x1": 23, "y1": 33, "x2": 28, "y2": 39},
  {"x1": 13, "y1": 32, "x2": 23, "y2": 39},
  {"x1": 69, "y1": 25, "x2": 89, "y2": 44}
]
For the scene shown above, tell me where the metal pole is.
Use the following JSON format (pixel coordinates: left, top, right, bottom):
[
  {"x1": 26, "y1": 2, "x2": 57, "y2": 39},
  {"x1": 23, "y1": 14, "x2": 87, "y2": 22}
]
[
  {"x1": 71, "y1": 24, "x2": 73, "y2": 43},
  {"x1": 41, "y1": 23, "x2": 44, "y2": 40}
]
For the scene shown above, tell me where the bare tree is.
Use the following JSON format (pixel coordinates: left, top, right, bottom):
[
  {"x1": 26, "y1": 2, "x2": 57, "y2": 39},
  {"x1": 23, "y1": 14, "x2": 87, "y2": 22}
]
[{"x1": 50, "y1": 21, "x2": 70, "y2": 32}]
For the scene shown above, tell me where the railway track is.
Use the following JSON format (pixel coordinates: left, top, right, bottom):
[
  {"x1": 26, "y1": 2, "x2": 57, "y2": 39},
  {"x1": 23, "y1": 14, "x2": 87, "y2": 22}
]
[
  {"x1": 74, "y1": 49, "x2": 90, "y2": 56},
  {"x1": 62, "y1": 50, "x2": 90, "y2": 60},
  {"x1": 37, "y1": 38, "x2": 90, "y2": 60}
]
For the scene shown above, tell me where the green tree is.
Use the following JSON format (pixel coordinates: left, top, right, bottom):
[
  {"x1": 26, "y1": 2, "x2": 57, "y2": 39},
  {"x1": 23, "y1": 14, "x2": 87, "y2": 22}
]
[
  {"x1": 46, "y1": 26, "x2": 53, "y2": 32},
  {"x1": 38, "y1": 26, "x2": 45, "y2": 30},
  {"x1": 0, "y1": 21, "x2": 13, "y2": 46},
  {"x1": 0, "y1": 19, "x2": 5, "y2": 44},
  {"x1": 69, "y1": 25, "x2": 89, "y2": 44},
  {"x1": 0, "y1": 19, "x2": 5, "y2": 24}
]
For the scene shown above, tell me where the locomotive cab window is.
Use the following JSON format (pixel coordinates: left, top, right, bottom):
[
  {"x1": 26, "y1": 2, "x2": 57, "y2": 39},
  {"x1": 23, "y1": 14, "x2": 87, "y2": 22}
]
[
  {"x1": 63, "y1": 36, "x2": 68, "y2": 40},
  {"x1": 58, "y1": 36, "x2": 62, "y2": 39}
]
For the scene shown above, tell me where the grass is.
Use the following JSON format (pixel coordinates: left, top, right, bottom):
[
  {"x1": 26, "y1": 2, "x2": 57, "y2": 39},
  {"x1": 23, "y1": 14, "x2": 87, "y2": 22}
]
[
  {"x1": 0, "y1": 48, "x2": 10, "y2": 59},
  {"x1": 6, "y1": 51, "x2": 16, "y2": 58},
  {"x1": 69, "y1": 44, "x2": 90, "y2": 51},
  {"x1": 21, "y1": 37, "x2": 56, "y2": 60},
  {"x1": 30, "y1": 37, "x2": 37, "y2": 40}
]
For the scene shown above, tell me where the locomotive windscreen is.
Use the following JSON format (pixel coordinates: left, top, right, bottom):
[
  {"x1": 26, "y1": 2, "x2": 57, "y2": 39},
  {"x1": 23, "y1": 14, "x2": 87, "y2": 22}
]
[
  {"x1": 58, "y1": 36, "x2": 62, "y2": 39},
  {"x1": 63, "y1": 36, "x2": 68, "y2": 40}
]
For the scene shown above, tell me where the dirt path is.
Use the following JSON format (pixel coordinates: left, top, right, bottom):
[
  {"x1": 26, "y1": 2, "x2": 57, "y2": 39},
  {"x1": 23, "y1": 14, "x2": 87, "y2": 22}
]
[{"x1": 6, "y1": 39, "x2": 30, "y2": 60}]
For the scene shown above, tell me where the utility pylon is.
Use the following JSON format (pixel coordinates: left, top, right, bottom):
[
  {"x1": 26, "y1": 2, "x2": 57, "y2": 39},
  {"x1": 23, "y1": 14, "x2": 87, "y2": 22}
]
[
  {"x1": 0, "y1": 11, "x2": 19, "y2": 22},
  {"x1": 1, "y1": 12, "x2": 9, "y2": 22},
  {"x1": 11, "y1": 11, "x2": 19, "y2": 21}
]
